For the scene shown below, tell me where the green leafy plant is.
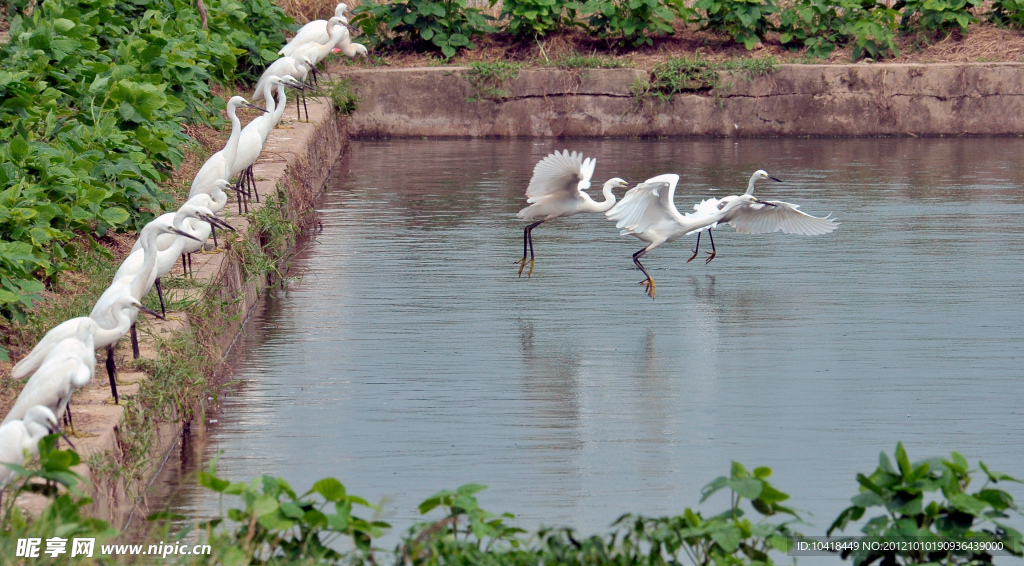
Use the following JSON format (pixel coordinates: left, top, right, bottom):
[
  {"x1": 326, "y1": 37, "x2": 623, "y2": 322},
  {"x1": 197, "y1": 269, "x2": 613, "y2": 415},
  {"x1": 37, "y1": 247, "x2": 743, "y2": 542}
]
[
  {"x1": 581, "y1": 0, "x2": 693, "y2": 46},
  {"x1": 191, "y1": 461, "x2": 390, "y2": 563},
  {"x1": 631, "y1": 56, "x2": 777, "y2": 103},
  {"x1": 694, "y1": 0, "x2": 778, "y2": 49},
  {"x1": 352, "y1": 0, "x2": 495, "y2": 58},
  {"x1": 330, "y1": 79, "x2": 360, "y2": 115},
  {"x1": 989, "y1": 0, "x2": 1024, "y2": 28},
  {"x1": 779, "y1": 0, "x2": 899, "y2": 60},
  {"x1": 498, "y1": 0, "x2": 580, "y2": 37},
  {"x1": 464, "y1": 61, "x2": 523, "y2": 102},
  {"x1": 895, "y1": 0, "x2": 982, "y2": 35},
  {"x1": 829, "y1": 442, "x2": 1024, "y2": 565}
]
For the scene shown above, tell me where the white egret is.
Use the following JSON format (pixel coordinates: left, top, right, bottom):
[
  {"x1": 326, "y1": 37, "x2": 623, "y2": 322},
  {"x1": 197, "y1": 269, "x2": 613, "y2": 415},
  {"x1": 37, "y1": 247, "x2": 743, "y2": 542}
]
[
  {"x1": 606, "y1": 172, "x2": 838, "y2": 298},
  {"x1": 278, "y1": 3, "x2": 350, "y2": 57},
  {"x1": 289, "y1": 17, "x2": 350, "y2": 84},
  {"x1": 687, "y1": 170, "x2": 838, "y2": 262},
  {"x1": 0, "y1": 406, "x2": 59, "y2": 488},
  {"x1": 189, "y1": 97, "x2": 268, "y2": 202},
  {"x1": 116, "y1": 205, "x2": 216, "y2": 313},
  {"x1": 91, "y1": 222, "x2": 195, "y2": 401},
  {"x1": 10, "y1": 296, "x2": 160, "y2": 385},
  {"x1": 252, "y1": 55, "x2": 315, "y2": 121},
  {"x1": 232, "y1": 76, "x2": 308, "y2": 205},
  {"x1": 3, "y1": 321, "x2": 95, "y2": 430},
  {"x1": 176, "y1": 182, "x2": 238, "y2": 275},
  {"x1": 515, "y1": 149, "x2": 628, "y2": 277}
]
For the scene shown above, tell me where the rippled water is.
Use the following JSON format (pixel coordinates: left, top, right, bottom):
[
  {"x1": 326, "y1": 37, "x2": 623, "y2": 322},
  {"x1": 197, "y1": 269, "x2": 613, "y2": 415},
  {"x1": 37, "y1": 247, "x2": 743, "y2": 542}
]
[{"x1": 166, "y1": 138, "x2": 1024, "y2": 553}]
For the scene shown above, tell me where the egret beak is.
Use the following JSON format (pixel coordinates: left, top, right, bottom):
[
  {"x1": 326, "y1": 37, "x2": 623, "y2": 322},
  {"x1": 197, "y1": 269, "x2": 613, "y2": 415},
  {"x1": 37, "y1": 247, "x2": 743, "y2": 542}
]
[
  {"x1": 137, "y1": 304, "x2": 167, "y2": 321},
  {"x1": 754, "y1": 199, "x2": 778, "y2": 207},
  {"x1": 169, "y1": 227, "x2": 203, "y2": 242},
  {"x1": 243, "y1": 102, "x2": 269, "y2": 113},
  {"x1": 769, "y1": 176, "x2": 783, "y2": 183},
  {"x1": 200, "y1": 213, "x2": 236, "y2": 232},
  {"x1": 287, "y1": 81, "x2": 311, "y2": 90}
]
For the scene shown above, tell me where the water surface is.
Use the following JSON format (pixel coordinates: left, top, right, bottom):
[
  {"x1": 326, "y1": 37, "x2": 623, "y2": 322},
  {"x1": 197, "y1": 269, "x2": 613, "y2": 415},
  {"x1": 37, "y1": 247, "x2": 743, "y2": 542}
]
[{"x1": 168, "y1": 138, "x2": 1024, "y2": 553}]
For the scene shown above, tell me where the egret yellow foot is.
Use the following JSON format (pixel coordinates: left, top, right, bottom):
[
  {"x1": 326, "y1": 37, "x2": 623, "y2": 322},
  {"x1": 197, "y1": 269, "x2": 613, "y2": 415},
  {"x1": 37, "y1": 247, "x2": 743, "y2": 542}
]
[
  {"x1": 704, "y1": 251, "x2": 716, "y2": 264},
  {"x1": 687, "y1": 248, "x2": 699, "y2": 263},
  {"x1": 639, "y1": 277, "x2": 656, "y2": 299},
  {"x1": 69, "y1": 429, "x2": 98, "y2": 439},
  {"x1": 515, "y1": 258, "x2": 535, "y2": 278}
]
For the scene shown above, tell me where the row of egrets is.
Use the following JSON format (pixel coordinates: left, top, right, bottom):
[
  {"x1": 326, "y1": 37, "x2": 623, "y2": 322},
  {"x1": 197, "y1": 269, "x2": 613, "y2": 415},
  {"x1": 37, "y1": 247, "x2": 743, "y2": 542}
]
[
  {"x1": 0, "y1": 3, "x2": 367, "y2": 487},
  {"x1": 516, "y1": 150, "x2": 840, "y2": 297}
]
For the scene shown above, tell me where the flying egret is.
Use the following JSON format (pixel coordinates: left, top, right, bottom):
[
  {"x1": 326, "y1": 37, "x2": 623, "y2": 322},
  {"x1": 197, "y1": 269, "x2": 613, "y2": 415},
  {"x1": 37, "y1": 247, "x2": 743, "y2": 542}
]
[
  {"x1": 686, "y1": 170, "x2": 782, "y2": 264},
  {"x1": 688, "y1": 170, "x2": 839, "y2": 263},
  {"x1": 3, "y1": 321, "x2": 95, "y2": 431},
  {"x1": 10, "y1": 296, "x2": 161, "y2": 387},
  {"x1": 91, "y1": 222, "x2": 196, "y2": 402},
  {"x1": 279, "y1": 3, "x2": 351, "y2": 57},
  {"x1": 515, "y1": 149, "x2": 628, "y2": 277},
  {"x1": 0, "y1": 406, "x2": 59, "y2": 488},
  {"x1": 189, "y1": 97, "x2": 268, "y2": 202}
]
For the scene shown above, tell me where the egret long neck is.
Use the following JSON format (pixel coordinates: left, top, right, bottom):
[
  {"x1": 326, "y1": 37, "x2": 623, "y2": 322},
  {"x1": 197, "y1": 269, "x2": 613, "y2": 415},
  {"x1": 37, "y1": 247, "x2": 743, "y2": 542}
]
[
  {"x1": 745, "y1": 174, "x2": 758, "y2": 195},
  {"x1": 222, "y1": 105, "x2": 244, "y2": 171},
  {"x1": 595, "y1": 182, "x2": 617, "y2": 212},
  {"x1": 265, "y1": 84, "x2": 288, "y2": 135},
  {"x1": 129, "y1": 228, "x2": 160, "y2": 300}
]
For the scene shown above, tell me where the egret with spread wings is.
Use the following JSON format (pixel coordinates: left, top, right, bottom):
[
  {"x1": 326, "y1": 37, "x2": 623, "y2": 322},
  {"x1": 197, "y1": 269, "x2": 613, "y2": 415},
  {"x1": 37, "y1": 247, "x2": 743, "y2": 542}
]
[{"x1": 515, "y1": 150, "x2": 628, "y2": 277}]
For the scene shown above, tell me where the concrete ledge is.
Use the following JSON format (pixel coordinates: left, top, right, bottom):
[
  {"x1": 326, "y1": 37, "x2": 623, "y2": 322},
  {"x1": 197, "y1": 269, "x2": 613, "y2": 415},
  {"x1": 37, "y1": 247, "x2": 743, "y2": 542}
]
[{"x1": 341, "y1": 63, "x2": 1024, "y2": 137}]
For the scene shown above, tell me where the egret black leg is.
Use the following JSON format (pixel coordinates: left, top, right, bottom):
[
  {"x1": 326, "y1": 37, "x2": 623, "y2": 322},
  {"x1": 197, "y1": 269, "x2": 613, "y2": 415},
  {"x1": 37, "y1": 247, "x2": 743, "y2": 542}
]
[
  {"x1": 106, "y1": 344, "x2": 119, "y2": 405},
  {"x1": 182, "y1": 253, "x2": 188, "y2": 276},
  {"x1": 633, "y1": 247, "x2": 656, "y2": 299},
  {"x1": 64, "y1": 404, "x2": 75, "y2": 435},
  {"x1": 301, "y1": 91, "x2": 309, "y2": 122},
  {"x1": 705, "y1": 230, "x2": 717, "y2": 264},
  {"x1": 516, "y1": 221, "x2": 544, "y2": 278},
  {"x1": 248, "y1": 167, "x2": 260, "y2": 203},
  {"x1": 688, "y1": 232, "x2": 702, "y2": 263},
  {"x1": 155, "y1": 277, "x2": 166, "y2": 316},
  {"x1": 130, "y1": 323, "x2": 140, "y2": 360},
  {"x1": 211, "y1": 224, "x2": 218, "y2": 249}
]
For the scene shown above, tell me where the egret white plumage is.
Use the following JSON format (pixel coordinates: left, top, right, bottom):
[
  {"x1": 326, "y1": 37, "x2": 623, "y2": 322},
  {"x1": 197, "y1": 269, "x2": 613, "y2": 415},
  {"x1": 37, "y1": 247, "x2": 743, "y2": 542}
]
[
  {"x1": 0, "y1": 406, "x2": 59, "y2": 488},
  {"x1": 515, "y1": 149, "x2": 628, "y2": 277},
  {"x1": 232, "y1": 76, "x2": 308, "y2": 205},
  {"x1": 90, "y1": 222, "x2": 195, "y2": 401},
  {"x1": 10, "y1": 296, "x2": 160, "y2": 385},
  {"x1": 251, "y1": 55, "x2": 314, "y2": 120},
  {"x1": 115, "y1": 205, "x2": 215, "y2": 314},
  {"x1": 3, "y1": 320, "x2": 95, "y2": 431},
  {"x1": 687, "y1": 170, "x2": 839, "y2": 263},
  {"x1": 289, "y1": 17, "x2": 350, "y2": 83},
  {"x1": 278, "y1": 3, "x2": 350, "y2": 57},
  {"x1": 606, "y1": 172, "x2": 838, "y2": 299},
  {"x1": 189, "y1": 96, "x2": 268, "y2": 202}
]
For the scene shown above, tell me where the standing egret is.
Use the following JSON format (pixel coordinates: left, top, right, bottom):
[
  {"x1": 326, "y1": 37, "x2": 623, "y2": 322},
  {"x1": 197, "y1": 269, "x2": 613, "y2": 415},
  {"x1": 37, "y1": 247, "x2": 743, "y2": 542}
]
[
  {"x1": 289, "y1": 17, "x2": 350, "y2": 84},
  {"x1": 10, "y1": 296, "x2": 161, "y2": 385},
  {"x1": 91, "y1": 222, "x2": 195, "y2": 402},
  {"x1": 178, "y1": 195, "x2": 237, "y2": 277},
  {"x1": 232, "y1": 76, "x2": 308, "y2": 205},
  {"x1": 3, "y1": 321, "x2": 95, "y2": 430},
  {"x1": 515, "y1": 149, "x2": 628, "y2": 277},
  {"x1": 279, "y1": 3, "x2": 350, "y2": 57},
  {"x1": 190, "y1": 97, "x2": 268, "y2": 202},
  {"x1": 116, "y1": 205, "x2": 216, "y2": 314},
  {"x1": 252, "y1": 55, "x2": 315, "y2": 121},
  {"x1": 177, "y1": 181, "x2": 238, "y2": 275},
  {"x1": 0, "y1": 406, "x2": 59, "y2": 488}
]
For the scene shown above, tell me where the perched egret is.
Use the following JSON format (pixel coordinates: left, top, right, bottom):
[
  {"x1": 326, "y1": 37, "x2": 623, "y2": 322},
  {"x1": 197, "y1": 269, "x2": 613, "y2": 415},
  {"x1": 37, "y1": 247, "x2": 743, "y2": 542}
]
[
  {"x1": 91, "y1": 222, "x2": 195, "y2": 402},
  {"x1": 289, "y1": 17, "x2": 350, "y2": 83},
  {"x1": 279, "y1": 3, "x2": 351, "y2": 57},
  {"x1": 177, "y1": 181, "x2": 238, "y2": 275},
  {"x1": 190, "y1": 97, "x2": 268, "y2": 200},
  {"x1": 0, "y1": 406, "x2": 59, "y2": 488},
  {"x1": 252, "y1": 55, "x2": 315, "y2": 121},
  {"x1": 10, "y1": 296, "x2": 160, "y2": 385},
  {"x1": 515, "y1": 149, "x2": 628, "y2": 277},
  {"x1": 232, "y1": 76, "x2": 307, "y2": 205},
  {"x1": 3, "y1": 321, "x2": 95, "y2": 430},
  {"x1": 116, "y1": 205, "x2": 214, "y2": 314}
]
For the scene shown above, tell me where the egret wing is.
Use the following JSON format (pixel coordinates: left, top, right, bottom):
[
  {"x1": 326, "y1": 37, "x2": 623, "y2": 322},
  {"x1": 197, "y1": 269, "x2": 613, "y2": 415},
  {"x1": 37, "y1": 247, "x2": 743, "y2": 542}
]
[
  {"x1": 605, "y1": 180, "x2": 675, "y2": 237},
  {"x1": 525, "y1": 150, "x2": 592, "y2": 202},
  {"x1": 723, "y1": 200, "x2": 838, "y2": 235},
  {"x1": 685, "y1": 197, "x2": 722, "y2": 234}
]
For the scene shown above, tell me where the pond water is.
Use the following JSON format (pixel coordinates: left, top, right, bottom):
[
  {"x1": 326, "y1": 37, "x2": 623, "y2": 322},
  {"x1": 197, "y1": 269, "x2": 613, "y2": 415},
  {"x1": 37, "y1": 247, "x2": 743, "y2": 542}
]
[{"x1": 164, "y1": 137, "x2": 1024, "y2": 556}]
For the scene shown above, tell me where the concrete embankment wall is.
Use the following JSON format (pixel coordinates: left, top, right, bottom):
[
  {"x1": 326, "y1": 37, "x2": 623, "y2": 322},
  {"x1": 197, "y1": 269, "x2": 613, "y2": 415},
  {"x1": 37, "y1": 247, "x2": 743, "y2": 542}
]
[{"x1": 342, "y1": 63, "x2": 1024, "y2": 137}]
